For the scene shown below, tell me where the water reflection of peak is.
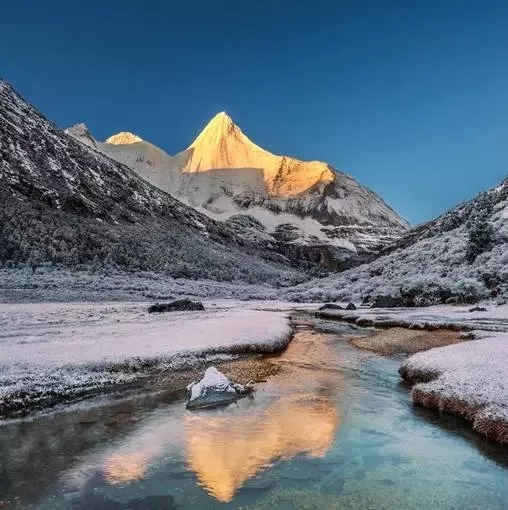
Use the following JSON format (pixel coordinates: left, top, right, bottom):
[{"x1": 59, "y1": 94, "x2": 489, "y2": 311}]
[
  {"x1": 184, "y1": 330, "x2": 343, "y2": 502},
  {"x1": 185, "y1": 392, "x2": 339, "y2": 503}
]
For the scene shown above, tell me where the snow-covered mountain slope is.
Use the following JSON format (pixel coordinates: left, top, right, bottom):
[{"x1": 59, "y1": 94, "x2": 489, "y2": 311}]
[
  {"x1": 72, "y1": 112, "x2": 409, "y2": 258},
  {"x1": 0, "y1": 80, "x2": 306, "y2": 285},
  {"x1": 284, "y1": 178, "x2": 508, "y2": 304}
]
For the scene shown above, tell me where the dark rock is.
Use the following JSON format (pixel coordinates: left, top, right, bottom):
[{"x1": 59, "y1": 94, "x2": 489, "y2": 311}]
[
  {"x1": 148, "y1": 299, "x2": 205, "y2": 313},
  {"x1": 468, "y1": 306, "x2": 487, "y2": 312},
  {"x1": 319, "y1": 303, "x2": 343, "y2": 311},
  {"x1": 356, "y1": 318, "x2": 374, "y2": 327},
  {"x1": 362, "y1": 295, "x2": 372, "y2": 305},
  {"x1": 345, "y1": 302, "x2": 357, "y2": 310},
  {"x1": 370, "y1": 295, "x2": 404, "y2": 308}
]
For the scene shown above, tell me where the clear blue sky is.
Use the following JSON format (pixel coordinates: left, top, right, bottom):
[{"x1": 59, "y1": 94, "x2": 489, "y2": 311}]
[{"x1": 1, "y1": 0, "x2": 507, "y2": 224}]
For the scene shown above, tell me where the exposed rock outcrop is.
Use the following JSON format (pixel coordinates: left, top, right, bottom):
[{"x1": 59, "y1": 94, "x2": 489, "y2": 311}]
[{"x1": 148, "y1": 299, "x2": 205, "y2": 313}]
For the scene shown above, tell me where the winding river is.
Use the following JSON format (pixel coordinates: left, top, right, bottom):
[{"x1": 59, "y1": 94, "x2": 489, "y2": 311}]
[{"x1": 1, "y1": 314, "x2": 507, "y2": 509}]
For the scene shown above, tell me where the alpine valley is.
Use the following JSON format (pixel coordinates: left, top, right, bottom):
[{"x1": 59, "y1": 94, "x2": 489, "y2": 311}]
[{"x1": 1, "y1": 79, "x2": 506, "y2": 305}]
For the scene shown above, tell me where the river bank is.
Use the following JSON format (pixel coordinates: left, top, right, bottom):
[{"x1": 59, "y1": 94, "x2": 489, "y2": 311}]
[
  {"x1": 318, "y1": 303, "x2": 508, "y2": 444},
  {"x1": 1, "y1": 300, "x2": 507, "y2": 445},
  {"x1": 0, "y1": 301, "x2": 295, "y2": 418}
]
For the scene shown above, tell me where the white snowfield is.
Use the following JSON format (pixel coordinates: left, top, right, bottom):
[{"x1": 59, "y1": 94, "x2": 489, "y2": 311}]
[
  {"x1": 0, "y1": 302, "x2": 292, "y2": 413},
  {"x1": 401, "y1": 333, "x2": 508, "y2": 426}
]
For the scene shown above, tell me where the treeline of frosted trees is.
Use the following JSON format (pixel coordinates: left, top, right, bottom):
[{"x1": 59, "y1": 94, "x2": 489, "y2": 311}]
[{"x1": 0, "y1": 194, "x2": 304, "y2": 287}]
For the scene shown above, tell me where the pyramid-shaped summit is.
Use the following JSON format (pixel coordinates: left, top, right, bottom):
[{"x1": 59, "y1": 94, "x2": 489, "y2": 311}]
[
  {"x1": 184, "y1": 112, "x2": 346, "y2": 198},
  {"x1": 67, "y1": 107, "x2": 409, "y2": 255},
  {"x1": 184, "y1": 111, "x2": 263, "y2": 172}
]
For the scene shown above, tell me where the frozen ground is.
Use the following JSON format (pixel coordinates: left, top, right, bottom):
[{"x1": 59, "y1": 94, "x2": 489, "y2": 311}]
[
  {"x1": 400, "y1": 332, "x2": 508, "y2": 443},
  {"x1": 317, "y1": 303, "x2": 508, "y2": 332},
  {"x1": 0, "y1": 301, "x2": 292, "y2": 416},
  {"x1": 0, "y1": 268, "x2": 281, "y2": 303}
]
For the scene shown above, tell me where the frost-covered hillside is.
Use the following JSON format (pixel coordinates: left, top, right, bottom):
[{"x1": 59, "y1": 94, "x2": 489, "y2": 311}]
[
  {"x1": 285, "y1": 178, "x2": 508, "y2": 303},
  {"x1": 0, "y1": 80, "x2": 305, "y2": 285},
  {"x1": 67, "y1": 112, "x2": 409, "y2": 266}
]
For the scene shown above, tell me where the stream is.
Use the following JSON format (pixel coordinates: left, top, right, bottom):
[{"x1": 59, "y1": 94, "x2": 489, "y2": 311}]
[{"x1": 1, "y1": 315, "x2": 507, "y2": 509}]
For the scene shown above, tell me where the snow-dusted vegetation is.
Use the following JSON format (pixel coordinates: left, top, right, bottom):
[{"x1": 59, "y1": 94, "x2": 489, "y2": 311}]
[
  {"x1": 0, "y1": 302, "x2": 291, "y2": 415},
  {"x1": 0, "y1": 267, "x2": 283, "y2": 303},
  {"x1": 284, "y1": 179, "x2": 508, "y2": 304}
]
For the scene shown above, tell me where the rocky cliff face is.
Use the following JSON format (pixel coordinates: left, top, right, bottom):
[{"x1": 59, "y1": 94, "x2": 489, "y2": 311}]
[
  {"x1": 284, "y1": 177, "x2": 508, "y2": 303},
  {"x1": 0, "y1": 80, "x2": 306, "y2": 284},
  {"x1": 74, "y1": 112, "x2": 409, "y2": 261}
]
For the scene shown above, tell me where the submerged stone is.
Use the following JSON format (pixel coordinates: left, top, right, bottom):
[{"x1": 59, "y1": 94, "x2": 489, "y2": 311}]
[{"x1": 186, "y1": 367, "x2": 250, "y2": 410}]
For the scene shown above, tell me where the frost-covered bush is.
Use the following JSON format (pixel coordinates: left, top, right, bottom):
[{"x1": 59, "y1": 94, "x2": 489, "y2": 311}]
[{"x1": 465, "y1": 192, "x2": 494, "y2": 263}]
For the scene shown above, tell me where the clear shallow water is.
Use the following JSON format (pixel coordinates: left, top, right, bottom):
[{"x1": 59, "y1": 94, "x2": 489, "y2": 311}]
[{"x1": 1, "y1": 319, "x2": 507, "y2": 509}]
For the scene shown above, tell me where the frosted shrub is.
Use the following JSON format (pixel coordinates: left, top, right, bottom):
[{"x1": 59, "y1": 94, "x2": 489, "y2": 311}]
[{"x1": 465, "y1": 192, "x2": 495, "y2": 263}]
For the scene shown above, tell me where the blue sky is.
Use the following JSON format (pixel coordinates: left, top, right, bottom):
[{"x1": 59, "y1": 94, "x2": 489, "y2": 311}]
[{"x1": 1, "y1": 0, "x2": 507, "y2": 224}]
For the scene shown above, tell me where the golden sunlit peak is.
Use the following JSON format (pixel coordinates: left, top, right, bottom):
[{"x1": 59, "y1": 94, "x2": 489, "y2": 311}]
[
  {"x1": 206, "y1": 111, "x2": 235, "y2": 131},
  {"x1": 212, "y1": 110, "x2": 230, "y2": 120},
  {"x1": 106, "y1": 131, "x2": 143, "y2": 145}
]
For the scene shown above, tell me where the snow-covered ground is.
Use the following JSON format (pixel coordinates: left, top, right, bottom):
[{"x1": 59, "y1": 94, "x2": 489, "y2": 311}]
[
  {"x1": 0, "y1": 301, "x2": 292, "y2": 415},
  {"x1": 317, "y1": 303, "x2": 508, "y2": 332},
  {"x1": 400, "y1": 333, "x2": 508, "y2": 443}
]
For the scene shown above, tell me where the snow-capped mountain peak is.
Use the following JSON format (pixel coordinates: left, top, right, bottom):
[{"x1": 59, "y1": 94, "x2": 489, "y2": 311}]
[
  {"x1": 106, "y1": 131, "x2": 143, "y2": 145},
  {"x1": 185, "y1": 111, "x2": 263, "y2": 172},
  {"x1": 200, "y1": 111, "x2": 235, "y2": 134},
  {"x1": 67, "y1": 110, "x2": 409, "y2": 263},
  {"x1": 64, "y1": 122, "x2": 97, "y2": 148}
]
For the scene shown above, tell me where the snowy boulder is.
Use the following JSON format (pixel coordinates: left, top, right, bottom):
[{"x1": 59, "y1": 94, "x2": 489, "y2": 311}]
[
  {"x1": 148, "y1": 299, "x2": 205, "y2": 313},
  {"x1": 186, "y1": 367, "x2": 251, "y2": 410}
]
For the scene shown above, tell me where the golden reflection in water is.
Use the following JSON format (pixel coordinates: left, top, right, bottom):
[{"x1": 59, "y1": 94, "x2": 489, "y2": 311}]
[
  {"x1": 103, "y1": 452, "x2": 148, "y2": 485},
  {"x1": 185, "y1": 392, "x2": 339, "y2": 503}
]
